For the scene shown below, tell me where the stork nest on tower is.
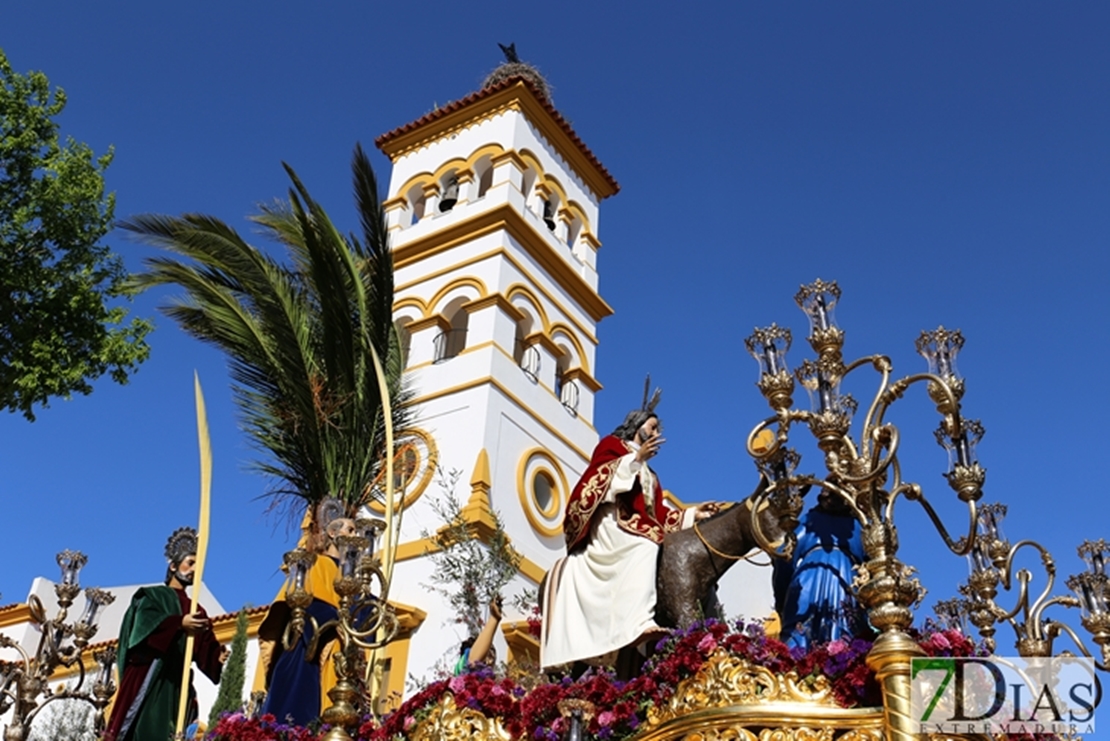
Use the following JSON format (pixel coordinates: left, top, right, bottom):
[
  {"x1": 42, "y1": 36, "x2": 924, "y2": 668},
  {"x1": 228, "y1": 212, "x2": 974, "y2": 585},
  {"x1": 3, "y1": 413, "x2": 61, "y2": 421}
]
[{"x1": 482, "y1": 62, "x2": 553, "y2": 103}]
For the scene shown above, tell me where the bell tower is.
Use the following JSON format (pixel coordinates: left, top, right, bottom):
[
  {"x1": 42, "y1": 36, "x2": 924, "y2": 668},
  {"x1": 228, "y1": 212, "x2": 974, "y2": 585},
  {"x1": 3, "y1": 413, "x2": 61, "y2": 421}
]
[{"x1": 373, "y1": 70, "x2": 620, "y2": 685}]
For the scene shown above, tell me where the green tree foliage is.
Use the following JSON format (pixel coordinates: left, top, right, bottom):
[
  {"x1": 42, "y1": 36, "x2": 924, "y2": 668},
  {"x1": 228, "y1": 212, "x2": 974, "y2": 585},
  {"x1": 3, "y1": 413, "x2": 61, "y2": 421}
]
[
  {"x1": 122, "y1": 146, "x2": 409, "y2": 514},
  {"x1": 27, "y1": 685, "x2": 96, "y2": 741},
  {"x1": 208, "y1": 607, "x2": 249, "y2": 726},
  {"x1": 0, "y1": 49, "x2": 151, "y2": 420}
]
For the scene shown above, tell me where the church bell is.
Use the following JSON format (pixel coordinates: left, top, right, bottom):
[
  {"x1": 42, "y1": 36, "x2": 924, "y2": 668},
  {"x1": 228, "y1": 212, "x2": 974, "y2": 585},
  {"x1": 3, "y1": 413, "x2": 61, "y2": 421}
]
[
  {"x1": 438, "y1": 176, "x2": 459, "y2": 212},
  {"x1": 542, "y1": 199, "x2": 556, "y2": 231}
]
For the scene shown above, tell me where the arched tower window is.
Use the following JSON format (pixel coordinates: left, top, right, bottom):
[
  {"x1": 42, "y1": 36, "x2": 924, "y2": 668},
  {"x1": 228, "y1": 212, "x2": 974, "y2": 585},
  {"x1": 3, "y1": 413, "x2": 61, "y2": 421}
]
[
  {"x1": 512, "y1": 313, "x2": 533, "y2": 365},
  {"x1": 566, "y1": 215, "x2": 582, "y2": 248},
  {"x1": 438, "y1": 171, "x2": 459, "y2": 213},
  {"x1": 554, "y1": 345, "x2": 580, "y2": 415},
  {"x1": 521, "y1": 168, "x2": 539, "y2": 216},
  {"x1": 475, "y1": 157, "x2": 494, "y2": 199},
  {"x1": 433, "y1": 298, "x2": 469, "y2": 363},
  {"x1": 407, "y1": 185, "x2": 426, "y2": 226},
  {"x1": 542, "y1": 195, "x2": 559, "y2": 232}
]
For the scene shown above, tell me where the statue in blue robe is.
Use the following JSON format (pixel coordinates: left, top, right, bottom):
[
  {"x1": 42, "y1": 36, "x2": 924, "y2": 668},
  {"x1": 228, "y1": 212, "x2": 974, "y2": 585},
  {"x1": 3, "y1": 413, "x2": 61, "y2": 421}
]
[{"x1": 773, "y1": 492, "x2": 868, "y2": 650}]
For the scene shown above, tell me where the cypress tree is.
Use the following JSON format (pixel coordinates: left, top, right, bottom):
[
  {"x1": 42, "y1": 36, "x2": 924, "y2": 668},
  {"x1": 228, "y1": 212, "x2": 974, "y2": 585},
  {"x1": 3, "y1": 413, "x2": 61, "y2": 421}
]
[{"x1": 208, "y1": 608, "x2": 249, "y2": 727}]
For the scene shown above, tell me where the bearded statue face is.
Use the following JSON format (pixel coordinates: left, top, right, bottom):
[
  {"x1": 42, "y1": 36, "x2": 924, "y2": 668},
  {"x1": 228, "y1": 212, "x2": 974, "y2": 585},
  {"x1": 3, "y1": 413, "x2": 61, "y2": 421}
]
[
  {"x1": 172, "y1": 554, "x2": 198, "y2": 586},
  {"x1": 634, "y1": 416, "x2": 662, "y2": 445}
]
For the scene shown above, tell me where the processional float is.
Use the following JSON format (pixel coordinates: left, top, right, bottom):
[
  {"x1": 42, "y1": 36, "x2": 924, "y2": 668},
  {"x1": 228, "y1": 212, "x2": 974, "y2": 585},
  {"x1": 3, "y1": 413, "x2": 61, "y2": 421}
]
[{"x1": 386, "y1": 279, "x2": 1106, "y2": 741}]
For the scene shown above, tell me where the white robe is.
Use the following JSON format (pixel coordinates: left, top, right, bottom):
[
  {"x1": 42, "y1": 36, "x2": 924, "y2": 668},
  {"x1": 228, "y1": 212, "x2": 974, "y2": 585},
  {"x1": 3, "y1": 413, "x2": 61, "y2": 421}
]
[{"x1": 541, "y1": 452, "x2": 694, "y2": 669}]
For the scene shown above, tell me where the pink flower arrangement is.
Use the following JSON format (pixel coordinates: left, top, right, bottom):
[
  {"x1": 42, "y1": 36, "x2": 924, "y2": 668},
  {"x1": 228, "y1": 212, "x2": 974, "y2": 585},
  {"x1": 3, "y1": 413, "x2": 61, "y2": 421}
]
[
  {"x1": 210, "y1": 621, "x2": 982, "y2": 741},
  {"x1": 205, "y1": 712, "x2": 319, "y2": 741}
]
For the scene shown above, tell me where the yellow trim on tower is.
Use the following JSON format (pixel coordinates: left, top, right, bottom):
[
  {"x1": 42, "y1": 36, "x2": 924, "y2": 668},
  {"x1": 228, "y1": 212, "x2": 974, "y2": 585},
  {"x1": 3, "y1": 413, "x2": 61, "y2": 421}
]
[
  {"x1": 563, "y1": 200, "x2": 592, "y2": 234},
  {"x1": 394, "y1": 146, "x2": 508, "y2": 200},
  {"x1": 504, "y1": 283, "x2": 551, "y2": 333},
  {"x1": 402, "y1": 339, "x2": 500, "y2": 373},
  {"x1": 388, "y1": 531, "x2": 548, "y2": 583},
  {"x1": 427, "y1": 275, "x2": 489, "y2": 315},
  {"x1": 393, "y1": 296, "x2": 429, "y2": 317},
  {"x1": 549, "y1": 324, "x2": 590, "y2": 374},
  {"x1": 524, "y1": 330, "x2": 562, "y2": 359},
  {"x1": 403, "y1": 372, "x2": 592, "y2": 461},
  {"x1": 0, "y1": 603, "x2": 32, "y2": 628},
  {"x1": 563, "y1": 366, "x2": 603, "y2": 393},
  {"x1": 392, "y1": 202, "x2": 613, "y2": 322},
  {"x1": 394, "y1": 247, "x2": 600, "y2": 346},
  {"x1": 405, "y1": 314, "x2": 450, "y2": 334},
  {"x1": 491, "y1": 149, "x2": 529, "y2": 172},
  {"x1": 463, "y1": 293, "x2": 525, "y2": 322},
  {"x1": 378, "y1": 82, "x2": 617, "y2": 199},
  {"x1": 540, "y1": 174, "x2": 569, "y2": 207}
]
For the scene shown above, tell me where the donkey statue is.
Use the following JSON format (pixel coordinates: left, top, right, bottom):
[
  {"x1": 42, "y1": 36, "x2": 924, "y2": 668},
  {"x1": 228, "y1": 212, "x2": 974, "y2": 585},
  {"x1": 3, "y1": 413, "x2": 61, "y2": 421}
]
[{"x1": 655, "y1": 474, "x2": 807, "y2": 629}]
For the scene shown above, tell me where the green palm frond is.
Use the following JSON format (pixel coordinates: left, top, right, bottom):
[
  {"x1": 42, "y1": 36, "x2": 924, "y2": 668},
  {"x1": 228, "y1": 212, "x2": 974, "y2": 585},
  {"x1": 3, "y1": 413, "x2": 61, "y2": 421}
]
[{"x1": 123, "y1": 146, "x2": 412, "y2": 515}]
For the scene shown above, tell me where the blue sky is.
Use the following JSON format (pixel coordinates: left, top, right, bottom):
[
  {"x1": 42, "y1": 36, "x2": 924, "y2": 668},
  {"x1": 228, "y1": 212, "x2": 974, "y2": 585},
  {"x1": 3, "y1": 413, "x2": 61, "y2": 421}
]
[{"x1": 2, "y1": 2, "x2": 1107, "y2": 654}]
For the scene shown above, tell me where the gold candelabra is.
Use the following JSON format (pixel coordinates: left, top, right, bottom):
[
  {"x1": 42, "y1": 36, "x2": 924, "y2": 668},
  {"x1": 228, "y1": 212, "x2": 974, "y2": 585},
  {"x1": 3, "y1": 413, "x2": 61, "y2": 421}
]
[
  {"x1": 958, "y1": 502, "x2": 1110, "y2": 669},
  {"x1": 742, "y1": 279, "x2": 987, "y2": 741},
  {"x1": 279, "y1": 517, "x2": 397, "y2": 741},
  {"x1": 0, "y1": 551, "x2": 116, "y2": 741}
]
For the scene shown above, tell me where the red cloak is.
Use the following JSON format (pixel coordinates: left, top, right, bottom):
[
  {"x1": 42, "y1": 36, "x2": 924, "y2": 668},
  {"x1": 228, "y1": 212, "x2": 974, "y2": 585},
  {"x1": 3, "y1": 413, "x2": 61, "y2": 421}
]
[{"x1": 563, "y1": 435, "x2": 685, "y2": 551}]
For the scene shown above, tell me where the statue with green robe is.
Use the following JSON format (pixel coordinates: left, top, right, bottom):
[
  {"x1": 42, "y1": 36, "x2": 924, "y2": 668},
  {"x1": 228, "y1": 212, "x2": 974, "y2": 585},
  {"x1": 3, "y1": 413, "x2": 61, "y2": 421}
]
[{"x1": 104, "y1": 527, "x2": 226, "y2": 741}]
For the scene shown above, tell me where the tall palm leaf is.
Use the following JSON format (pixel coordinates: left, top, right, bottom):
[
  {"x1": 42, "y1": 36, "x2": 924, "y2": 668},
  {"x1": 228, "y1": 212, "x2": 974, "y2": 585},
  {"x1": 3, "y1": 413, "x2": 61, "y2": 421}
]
[{"x1": 122, "y1": 145, "x2": 411, "y2": 515}]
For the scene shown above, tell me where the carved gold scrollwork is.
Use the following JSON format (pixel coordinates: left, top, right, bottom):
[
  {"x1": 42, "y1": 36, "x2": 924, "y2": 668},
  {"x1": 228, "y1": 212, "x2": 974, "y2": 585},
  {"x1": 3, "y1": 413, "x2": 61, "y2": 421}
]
[
  {"x1": 409, "y1": 695, "x2": 510, "y2": 741},
  {"x1": 646, "y1": 651, "x2": 841, "y2": 727},
  {"x1": 682, "y1": 729, "x2": 877, "y2": 741},
  {"x1": 682, "y1": 729, "x2": 759, "y2": 741}
]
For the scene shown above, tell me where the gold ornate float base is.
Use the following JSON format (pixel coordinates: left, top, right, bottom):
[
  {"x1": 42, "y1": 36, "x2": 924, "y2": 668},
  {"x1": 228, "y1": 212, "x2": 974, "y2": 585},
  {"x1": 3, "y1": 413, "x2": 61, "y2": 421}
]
[
  {"x1": 405, "y1": 652, "x2": 1001, "y2": 741},
  {"x1": 636, "y1": 651, "x2": 885, "y2": 741}
]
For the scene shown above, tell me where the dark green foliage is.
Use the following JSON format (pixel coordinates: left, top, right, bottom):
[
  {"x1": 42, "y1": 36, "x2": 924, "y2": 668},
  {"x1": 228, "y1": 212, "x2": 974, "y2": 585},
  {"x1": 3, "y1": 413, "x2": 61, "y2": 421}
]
[
  {"x1": 0, "y1": 48, "x2": 151, "y2": 420},
  {"x1": 122, "y1": 145, "x2": 410, "y2": 514},
  {"x1": 208, "y1": 608, "x2": 249, "y2": 726}
]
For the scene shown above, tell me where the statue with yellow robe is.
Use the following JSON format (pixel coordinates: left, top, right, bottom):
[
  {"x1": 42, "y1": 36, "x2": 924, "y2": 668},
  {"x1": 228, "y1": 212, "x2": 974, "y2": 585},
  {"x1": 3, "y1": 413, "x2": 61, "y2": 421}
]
[{"x1": 253, "y1": 501, "x2": 354, "y2": 725}]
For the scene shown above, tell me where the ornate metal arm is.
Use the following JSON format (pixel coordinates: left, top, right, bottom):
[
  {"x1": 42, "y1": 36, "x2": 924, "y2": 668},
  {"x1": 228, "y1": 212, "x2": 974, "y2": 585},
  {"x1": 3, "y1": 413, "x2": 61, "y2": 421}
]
[
  {"x1": 2, "y1": 551, "x2": 115, "y2": 741},
  {"x1": 893, "y1": 484, "x2": 978, "y2": 557},
  {"x1": 741, "y1": 280, "x2": 994, "y2": 741},
  {"x1": 960, "y1": 508, "x2": 1110, "y2": 666}
]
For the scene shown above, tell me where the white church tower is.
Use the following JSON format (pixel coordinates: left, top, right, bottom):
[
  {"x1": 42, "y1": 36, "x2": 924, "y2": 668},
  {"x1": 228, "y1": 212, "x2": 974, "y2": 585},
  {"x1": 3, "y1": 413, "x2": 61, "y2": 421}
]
[{"x1": 370, "y1": 69, "x2": 620, "y2": 694}]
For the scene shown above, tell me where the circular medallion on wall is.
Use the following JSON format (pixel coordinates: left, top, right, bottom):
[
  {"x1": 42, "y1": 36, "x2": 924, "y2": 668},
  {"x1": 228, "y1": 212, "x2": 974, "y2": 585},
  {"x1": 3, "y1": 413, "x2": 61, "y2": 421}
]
[
  {"x1": 367, "y1": 428, "x2": 438, "y2": 515},
  {"x1": 517, "y1": 448, "x2": 568, "y2": 537}
]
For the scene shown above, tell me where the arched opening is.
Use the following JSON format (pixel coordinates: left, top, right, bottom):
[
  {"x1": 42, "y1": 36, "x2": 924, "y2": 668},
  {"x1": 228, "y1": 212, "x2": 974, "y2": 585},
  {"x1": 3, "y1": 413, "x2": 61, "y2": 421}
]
[
  {"x1": 521, "y1": 168, "x2": 539, "y2": 216},
  {"x1": 565, "y1": 216, "x2": 582, "y2": 248},
  {"x1": 407, "y1": 185, "x2": 426, "y2": 226},
  {"x1": 433, "y1": 298, "x2": 469, "y2": 362},
  {"x1": 512, "y1": 311, "x2": 535, "y2": 365},
  {"x1": 438, "y1": 170, "x2": 459, "y2": 213},
  {"x1": 554, "y1": 349, "x2": 570, "y2": 400},
  {"x1": 542, "y1": 192, "x2": 560, "y2": 232},
  {"x1": 555, "y1": 345, "x2": 579, "y2": 415},
  {"x1": 475, "y1": 157, "x2": 494, "y2": 199}
]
